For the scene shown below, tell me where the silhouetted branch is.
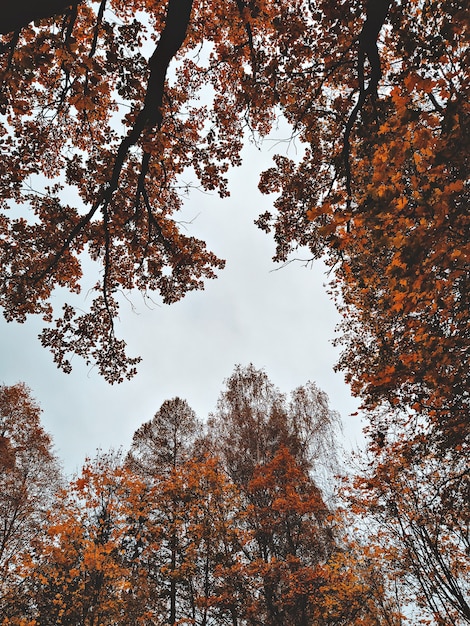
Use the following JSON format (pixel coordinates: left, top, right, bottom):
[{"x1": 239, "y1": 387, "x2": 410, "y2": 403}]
[{"x1": 342, "y1": 0, "x2": 391, "y2": 207}]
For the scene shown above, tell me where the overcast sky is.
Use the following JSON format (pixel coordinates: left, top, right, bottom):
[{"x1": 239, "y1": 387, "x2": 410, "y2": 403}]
[{"x1": 0, "y1": 136, "x2": 365, "y2": 476}]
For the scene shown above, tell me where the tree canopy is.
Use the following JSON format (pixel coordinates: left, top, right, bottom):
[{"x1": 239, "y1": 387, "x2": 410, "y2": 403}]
[{"x1": 0, "y1": 383, "x2": 61, "y2": 621}]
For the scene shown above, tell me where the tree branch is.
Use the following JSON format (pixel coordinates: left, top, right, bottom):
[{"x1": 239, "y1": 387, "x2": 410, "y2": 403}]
[
  {"x1": 342, "y1": 0, "x2": 391, "y2": 207},
  {"x1": 36, "y1": 0, "x2": 194, "y2": 284},
  {"x1": 0, "y1": 0, "x2": 81, "y2": 35},
  {"x1": 105, "y1": 0, "x2": 194, "y2": 197}
]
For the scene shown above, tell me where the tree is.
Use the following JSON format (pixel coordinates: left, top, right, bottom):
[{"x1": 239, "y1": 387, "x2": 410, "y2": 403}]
[
  {"x1": 1, "y1": 377, "x2": 408, "y2": 625},
  {"x1": 0, "y1": 0, "x2": 225, "y2": 382},
  {"x1": 126, "y1": 396, "x2": 202, "y2": 479},
  {"x1": 0, "y1": 0, "x2": 440, "y2": 388},
  {"x1": 0, "y1": 383, "x2": 62, "y2": 623},
  {"x1": 208, "y1": 364, "x2": 292, "y2": 487},
  {"x1": 255, "y1": 0, "x2": 469, "y2": 456},
  {"x1": 349, "y1": 432, "x2": 470, "y2": 625},
  {"x1": 126, "y1": 397, "x2": 203, "y2": 624},
  {"x1": 288, "y1": 381, "x2": 342, "y2": 495},
  {"x1": 147, "y1": 454, "x2": 250, "y2": 626},
  {"x1": 28, "y1": 451, "x2": 158, "y2": 626},
  {"x1": 240, "y1": 445, "x2": 334, "y2": 625},
  {"x1": 208, "y1": 364, "x2": 341, "y2": 488},
  {"x1": 0, "y1": 15, "x2": 468, "y2": 592},
  {"x1": 1, "y1": 2, "x2": 467, "y2": 497},
  {"x1": 207, "y1": 366, "x2": 394, "y2": 625}
]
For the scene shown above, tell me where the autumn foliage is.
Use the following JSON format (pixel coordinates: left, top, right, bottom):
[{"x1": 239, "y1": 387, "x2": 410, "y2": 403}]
[
  {"x1": 0, "y1": 0, "x2": 466, "y2": 415},
  {"x1": 0, "y1": 2, "x2": 468, "y2": 547},
  {"x1": 349, "y1": 435, "x2": 470, "y2": 625},
  {"x1": 0, "y1": 370, "x2": 413, "y2": 626},
  {"x1": 0, "y1": 383, "x2": 61, "y2": 623},
  {"x1": 0, "y1": 0, "x2": 468, "y2": 621}
]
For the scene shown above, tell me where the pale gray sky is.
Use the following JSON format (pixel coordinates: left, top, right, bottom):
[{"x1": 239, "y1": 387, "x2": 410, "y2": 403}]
[{"x1": 0, "y1": 138, "x2": 365, "y2": 475}]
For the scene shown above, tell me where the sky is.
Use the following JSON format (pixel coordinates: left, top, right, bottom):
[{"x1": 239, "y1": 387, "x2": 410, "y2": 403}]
[{"x1": 0, "y1": 135, "x2": 365, "y2": 476}]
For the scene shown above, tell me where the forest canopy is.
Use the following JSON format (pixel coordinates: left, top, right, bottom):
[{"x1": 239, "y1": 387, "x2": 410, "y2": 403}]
[{"x1": 1, "y1": 2, "x2": 468, "y2": 622}]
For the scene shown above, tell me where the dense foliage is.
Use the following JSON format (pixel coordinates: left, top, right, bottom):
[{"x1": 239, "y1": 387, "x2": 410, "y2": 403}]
[
  {"x1": 0, "y1": 0, "x2": 466, "y2": 407},
  {"x1": 0, "y1": 1, "x2": 468, "y2": 622},
  {"x1": 2, "y1": 370, "x2": 468, "y2": 625}
]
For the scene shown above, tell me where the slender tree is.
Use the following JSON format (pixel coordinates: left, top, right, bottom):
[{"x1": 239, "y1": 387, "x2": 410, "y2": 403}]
[
  {"x1": 0, "y1": 383, "x2": 62, "y2": 623},
  {"x1": 126, "y1": 397, "x2": 204, "y2": 624},
  {"x1": 350, "y1": 432, "x2": 470, "y2": 625},
  {"x1": 208, "y1": 364, "x2": 292, "y2": 487}
]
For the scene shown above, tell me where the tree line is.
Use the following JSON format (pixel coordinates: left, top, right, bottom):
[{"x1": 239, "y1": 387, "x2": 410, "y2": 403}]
[{"x1": 1, "y1": 367, "x2": 468, "y2": 625}]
